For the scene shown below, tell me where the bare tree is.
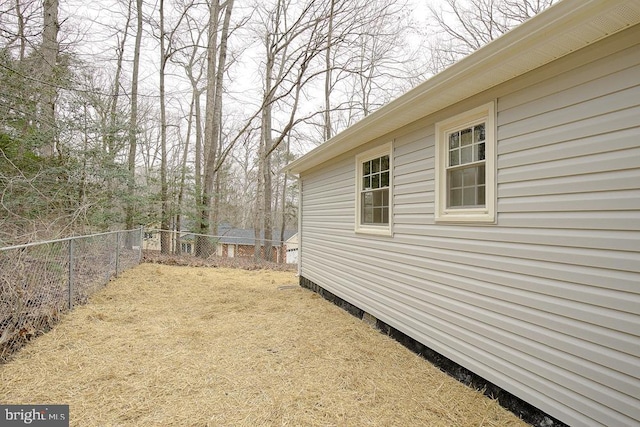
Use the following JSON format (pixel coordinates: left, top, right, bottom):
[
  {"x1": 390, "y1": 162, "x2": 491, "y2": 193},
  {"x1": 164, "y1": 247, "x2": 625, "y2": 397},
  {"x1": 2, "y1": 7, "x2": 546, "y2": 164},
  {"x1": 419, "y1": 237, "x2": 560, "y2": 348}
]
[
  {"x1": 154, "y1": 0, "x2": 196, "y2": 253},
  {"x1": 169, "y1": 10, "x2": 207, "y2": 253},
  {"x1": 105, "y1": 0, "x2": 132, "y2": 160},
  {"x1": 425, "y1": 0, "x2": 557, "y2": 73},
  {"x1": 171, "y1": 9, "x2": 207, "y2": 238},
  {"x1": 323, "y1": 0, "x2": 335, "y2": 141},
  {"x1": 125, "y1": 0, "x2": 143, "y2": 233},
  {"x1": 196, "y1": 0, "x2": 234, "y2": 257},
  {"x1": 158, "y1": 0, "x2": 171, "y2": 253},
  {"x1": 40, "y1": 0, "x2": 58, "y2": 157},
  {"x1": 0, "y1": 0, "x2": 39, "y2": 60},
  {"x1": 0, "y1": 0, "x2": 470, "y2": 246},
  {"x1": 251, "y1": 0, "x2": 331, "y2": 261},
  {"x1": 312, "y1": 0, "x2": 420, "y2": 142},
  {"x1": 173, "y1": 98, "x2": 194, "y2": 255},
  {"x1": 228, "y1": 129, "x2": 260, "y2": 228}
]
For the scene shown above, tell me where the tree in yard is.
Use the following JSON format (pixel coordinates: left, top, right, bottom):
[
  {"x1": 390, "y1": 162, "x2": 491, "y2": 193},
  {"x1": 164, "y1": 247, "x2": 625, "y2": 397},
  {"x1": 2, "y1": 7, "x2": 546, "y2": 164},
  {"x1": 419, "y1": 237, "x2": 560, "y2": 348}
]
[
  {"x1": 156, "y1": 0, "x2": 193, "y2": 253},
  {"x1": 424, "y1": 0, "x2": 557, "y2": 73},
  {"x1": 40, "y1": 0, "x2": 59, "y2": 157},
  {"x1": 224, "y1": 128, "x2": 261, "y2": 229},
  {"x1": 0, "y1": 0, "x2": 82, "y2": 242},
  {"x1": 125, "y1": 0, "x2": 144, "y2": 235},
  {"x1": 274, "y1": 132, "x2": 297, "y2": 243},
  {"x1": 3, "y1": 0, "x2": 559, "y2": 252},
  {"x1": 170, "y1": 8, "x2": 208, "y2": 254},
  {"x1": 0, "y1": 0, "x2": 63, "y2": 157},
  {"x1": 158, "y1": 0, "x2": 171, "y2": 253},
  {"x1": 196, "y1": 0, "x2": 234, "y2": 257},
  {"x1": 0, "y1": 0, "x2": 36, "y2": 61},
  {"x1": 318, "y1": 0, "x2": 421, "y2": 139},
  {"x1": 251, "y1": 0, "x2": 331, "y2": 261}
]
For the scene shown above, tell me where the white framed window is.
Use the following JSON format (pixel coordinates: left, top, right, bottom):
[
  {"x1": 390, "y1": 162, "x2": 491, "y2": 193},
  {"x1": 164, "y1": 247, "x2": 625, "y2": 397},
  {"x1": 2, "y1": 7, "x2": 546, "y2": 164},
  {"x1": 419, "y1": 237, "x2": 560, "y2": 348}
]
[
  {"x1": 435, "y1": 102, "x2": 496, "y2": 223},
  {"x1": 355, "y1": 142, "x2": 393, "y2": 235}
]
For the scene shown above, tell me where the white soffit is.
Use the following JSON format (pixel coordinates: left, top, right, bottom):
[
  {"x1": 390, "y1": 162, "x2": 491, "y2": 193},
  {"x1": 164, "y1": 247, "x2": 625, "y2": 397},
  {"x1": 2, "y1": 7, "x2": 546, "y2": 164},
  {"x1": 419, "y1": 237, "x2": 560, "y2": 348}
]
[{"x1": 285, "y1": 0, "x2": 640, "y2": 175}]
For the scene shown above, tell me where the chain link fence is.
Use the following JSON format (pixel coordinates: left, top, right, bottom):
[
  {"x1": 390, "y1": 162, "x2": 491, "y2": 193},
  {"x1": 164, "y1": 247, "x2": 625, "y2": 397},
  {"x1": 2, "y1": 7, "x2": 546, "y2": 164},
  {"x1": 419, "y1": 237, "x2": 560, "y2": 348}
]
[
  {"x1": 142, "y1": 229, "x2": 298, "y2": 269},
  {"x1": 0, "y1": 227, "x2": 297, "y2": 362},
  {"x1": 0, "y1": 229, "x2": 142, "y2": 362}
]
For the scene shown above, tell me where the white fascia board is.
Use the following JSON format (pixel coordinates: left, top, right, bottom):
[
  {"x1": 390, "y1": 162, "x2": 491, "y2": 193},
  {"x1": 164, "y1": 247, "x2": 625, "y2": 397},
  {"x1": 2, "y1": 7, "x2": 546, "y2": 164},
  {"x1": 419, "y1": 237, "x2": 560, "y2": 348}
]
[{"x1": 284, "y1": 0, "x2": 640, "y2": 175}]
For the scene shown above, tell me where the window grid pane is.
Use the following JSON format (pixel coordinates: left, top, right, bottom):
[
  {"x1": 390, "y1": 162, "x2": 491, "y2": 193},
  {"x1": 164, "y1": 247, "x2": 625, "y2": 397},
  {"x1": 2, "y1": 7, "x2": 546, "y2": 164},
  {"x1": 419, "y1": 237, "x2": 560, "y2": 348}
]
[
  {"x1": 447, "y1": 164, "x2": 486, "y2": 208},
  {"x1": 461, "y1": 128, "x2": 472, "y2": 146},
  {"x1": 360, "y1": 154, "x2": 390, "y2": 225},
  {"x1": 446, "y1": 123, "x2": 486, "y2": 209},
  {"x1": 361, "y1": 189, "x2": 389, "y2": 224},
  {"x1": 447, "y1": 124, "x2": 486, "y2": 168}
]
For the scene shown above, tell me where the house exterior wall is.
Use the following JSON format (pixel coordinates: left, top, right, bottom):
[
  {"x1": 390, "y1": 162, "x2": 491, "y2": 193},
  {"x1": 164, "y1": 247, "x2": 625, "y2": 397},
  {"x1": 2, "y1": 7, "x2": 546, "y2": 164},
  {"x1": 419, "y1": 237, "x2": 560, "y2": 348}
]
[
  {"x1": 143, "y1": 231, "x2": 193, "y2": 254},
  {"x1": 298, "y1": 25, "x2": 640, "y2": 427},
  {"x1": 219, "y1": 243, "x2": 287, "y2": 263}
]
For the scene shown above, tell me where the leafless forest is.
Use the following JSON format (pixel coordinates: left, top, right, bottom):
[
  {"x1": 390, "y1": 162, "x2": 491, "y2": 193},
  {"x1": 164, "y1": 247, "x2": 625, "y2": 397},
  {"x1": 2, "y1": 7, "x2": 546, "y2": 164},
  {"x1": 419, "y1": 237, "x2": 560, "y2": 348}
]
[{"x1": 0, "y1": 0, "x2": 555, "y2": 250}]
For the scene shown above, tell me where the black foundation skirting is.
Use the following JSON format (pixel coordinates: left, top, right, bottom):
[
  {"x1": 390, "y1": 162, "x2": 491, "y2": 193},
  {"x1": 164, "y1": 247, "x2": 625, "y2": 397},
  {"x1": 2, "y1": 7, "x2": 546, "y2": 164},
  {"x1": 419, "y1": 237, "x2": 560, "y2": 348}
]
[{"x1": 299, "y1": 275, "x2": 568, "y2": 427}]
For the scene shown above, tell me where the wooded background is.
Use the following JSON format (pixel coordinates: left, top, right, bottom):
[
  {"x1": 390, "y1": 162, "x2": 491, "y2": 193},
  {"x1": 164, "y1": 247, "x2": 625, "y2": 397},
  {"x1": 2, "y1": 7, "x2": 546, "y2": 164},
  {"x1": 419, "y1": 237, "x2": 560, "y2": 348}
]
[{"x1": 0, "y1": 0, "x2": 555, "y2": 254}]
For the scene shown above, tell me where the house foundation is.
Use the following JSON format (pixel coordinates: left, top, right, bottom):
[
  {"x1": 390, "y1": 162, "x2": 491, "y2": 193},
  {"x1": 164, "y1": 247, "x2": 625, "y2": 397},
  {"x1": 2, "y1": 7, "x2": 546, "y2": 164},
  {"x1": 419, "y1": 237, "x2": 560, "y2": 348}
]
[{"x1": 299, "y1": 275, "x2": 567, "y2": 427}]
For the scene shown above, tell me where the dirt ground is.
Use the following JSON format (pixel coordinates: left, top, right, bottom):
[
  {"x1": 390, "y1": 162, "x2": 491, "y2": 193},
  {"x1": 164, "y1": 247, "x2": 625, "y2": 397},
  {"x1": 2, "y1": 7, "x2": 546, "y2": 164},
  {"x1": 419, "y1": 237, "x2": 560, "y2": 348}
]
[{"x1": 0, "y1": 263, "x2": 529, "y2": 426}]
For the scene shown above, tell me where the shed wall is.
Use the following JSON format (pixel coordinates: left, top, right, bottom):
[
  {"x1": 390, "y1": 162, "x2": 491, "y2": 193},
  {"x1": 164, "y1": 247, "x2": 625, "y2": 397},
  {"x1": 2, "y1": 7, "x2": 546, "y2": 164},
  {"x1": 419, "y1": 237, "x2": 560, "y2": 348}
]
[{"x1": 298, "y1": 26, "x2": 640, "y2": 427}]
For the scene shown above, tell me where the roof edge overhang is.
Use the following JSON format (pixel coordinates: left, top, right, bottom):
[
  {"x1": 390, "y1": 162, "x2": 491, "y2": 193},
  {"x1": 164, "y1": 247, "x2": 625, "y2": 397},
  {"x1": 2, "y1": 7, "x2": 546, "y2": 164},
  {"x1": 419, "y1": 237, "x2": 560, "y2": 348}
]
[{"x1": 284, "y1": 0, "x2": 640, "y2": 175}]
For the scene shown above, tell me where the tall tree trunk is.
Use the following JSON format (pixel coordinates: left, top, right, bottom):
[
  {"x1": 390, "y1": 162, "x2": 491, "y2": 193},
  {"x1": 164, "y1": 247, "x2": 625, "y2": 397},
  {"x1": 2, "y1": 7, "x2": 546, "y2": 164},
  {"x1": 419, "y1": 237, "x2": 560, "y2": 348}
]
[
  {"x1": 186, "y1": 63, "x2": 204, "y2": 236},
  {"x1": 197, "y1": 0, "x2": 233, "y2": 257},
  {"x1": 175, "y1": 94, "x2": 195, "y2": 255},
  {"x1": 194, "y1": 84, "x2": 203, "y2": 230},
  {"x1": 213, "y1": 127, "x2": 222, "y2": 236},
  {"x1": 260, "y1": 31, "x2": 274, "y2": 263},
  {"x1": 41, "y1": 0, "x2": 58, "y2": 157},
  {"x1": 159, "y1": 0, "x2": 170, "y2": 254},
  {"x1": 126, "y1": 0, "x2": 143, "y2": 234},
  {"x1": 279, "y1": 135, "x2": 290, "y2": 243},
  {"x1": 253, "y1": 148, "x2": 264, "y2": 260},
  {"x1": 278, "y1": 172, "x2": 287, "y2": 264},
  {"x1": 79, "y1": 102, "x2": 89, "y2": 206},
  {"x1": 196, "y1": 0, "x2": 220, "y2": 257},
  {"x1": 262, "y1": 131, "x2": 273, "y2": 262},
  {"x1": 323, "y1": 0, "x2": 335, "y2": 141},
  {"x1": 278, "y1": 135, "x2": 291, "y2": 264},
  {"x1": 15, "y1": 0, "x2": 26, "y2": 61},
  {"x1": 106, "y1": 0, "x2": 132, "y2": 158}
]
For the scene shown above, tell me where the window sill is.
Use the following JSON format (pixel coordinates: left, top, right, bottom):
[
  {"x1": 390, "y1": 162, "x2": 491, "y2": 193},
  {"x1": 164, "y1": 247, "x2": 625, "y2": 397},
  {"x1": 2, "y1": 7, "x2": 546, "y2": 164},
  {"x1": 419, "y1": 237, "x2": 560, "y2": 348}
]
[
  {"x1": 354, "y1": 225, "x2": 393, "y2": 236},
  {"x1": 435, "y1": 210, "x2": 495, "y2": 224}
]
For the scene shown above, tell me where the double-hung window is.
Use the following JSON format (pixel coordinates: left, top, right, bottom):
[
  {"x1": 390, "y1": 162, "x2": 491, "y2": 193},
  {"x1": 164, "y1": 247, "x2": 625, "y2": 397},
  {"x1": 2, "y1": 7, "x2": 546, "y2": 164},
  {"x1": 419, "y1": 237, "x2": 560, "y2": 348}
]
[
  {"x1": 356, "y1": 143, "x2": 392, "y2": 235},
  {"x1": 435, "y1": 102, "x2": 496, "y2": 223}
]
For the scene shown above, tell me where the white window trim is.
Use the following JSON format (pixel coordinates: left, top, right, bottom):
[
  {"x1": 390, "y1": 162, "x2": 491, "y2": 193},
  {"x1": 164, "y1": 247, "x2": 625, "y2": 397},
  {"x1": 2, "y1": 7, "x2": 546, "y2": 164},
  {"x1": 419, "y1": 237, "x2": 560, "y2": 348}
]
[
  {"x1": 355, "y1": 142, "x2": 393, "y2": 236},
  {"x1": 435, "y1": 102, "x2": 496, "y2": 223}
]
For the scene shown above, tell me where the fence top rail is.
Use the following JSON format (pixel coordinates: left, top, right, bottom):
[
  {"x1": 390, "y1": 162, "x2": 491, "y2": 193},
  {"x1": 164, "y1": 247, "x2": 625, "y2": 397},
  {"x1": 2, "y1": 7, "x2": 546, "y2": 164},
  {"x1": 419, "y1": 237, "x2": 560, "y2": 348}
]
[
  {"x1": 0, "y1": 228, "x2": 142, "y2": 252},
  {"x1": 145, "y1": 229, "x2": 289, "y2": 246}
]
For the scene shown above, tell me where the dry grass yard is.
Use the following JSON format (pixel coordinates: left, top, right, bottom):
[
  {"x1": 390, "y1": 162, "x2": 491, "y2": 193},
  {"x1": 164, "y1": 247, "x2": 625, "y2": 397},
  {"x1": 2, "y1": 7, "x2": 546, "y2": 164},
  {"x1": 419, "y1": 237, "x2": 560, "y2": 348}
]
[{"x1": 0, "y1": 264, "x2": 529, "y2": 426}]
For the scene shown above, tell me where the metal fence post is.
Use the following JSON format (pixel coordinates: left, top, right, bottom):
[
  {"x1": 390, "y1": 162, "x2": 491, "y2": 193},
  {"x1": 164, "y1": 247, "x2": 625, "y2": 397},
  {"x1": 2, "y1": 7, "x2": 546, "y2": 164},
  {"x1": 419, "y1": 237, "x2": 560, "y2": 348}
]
[
  {"x1": 139, "y1": 227, "x2": 144, "y2": 262},
  {"x1": 115, "y1": 232, "x2": 120, "y2": 278},
  {"x1": 68, "y1": 239, "x2": 74, "y2": 310}
]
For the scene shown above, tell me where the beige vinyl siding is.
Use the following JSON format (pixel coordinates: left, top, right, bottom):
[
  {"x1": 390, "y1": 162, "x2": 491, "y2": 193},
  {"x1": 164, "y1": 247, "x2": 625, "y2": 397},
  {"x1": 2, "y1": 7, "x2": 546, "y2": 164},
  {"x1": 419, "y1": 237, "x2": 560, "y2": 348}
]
[
  {"x1": 299, "y1": 26, "x2": 640, "y2": 427},
  {"x1": 394, "y1": 129, "x2": 435, "y2": 226}
]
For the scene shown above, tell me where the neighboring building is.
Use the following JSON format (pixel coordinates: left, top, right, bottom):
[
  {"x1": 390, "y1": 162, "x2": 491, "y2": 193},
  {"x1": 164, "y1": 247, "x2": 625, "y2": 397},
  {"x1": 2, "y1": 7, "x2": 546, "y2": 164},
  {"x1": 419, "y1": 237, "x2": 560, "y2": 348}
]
[
  {"x1": 142, "y1": 228, "x2": 194, "y2": 254},
  {"x1": 177, "y1": 233, "x2": 195, "y2": 254},
  {"x1": 284, "y1": 1, "x2": 640, "y2": 426},
  {"x1": 285, "y1": 233, "x2": 299, "y2": 264},
  {"x1": 216, "y1": 227, "x2": 297, "y2": 263},
  {"x1": 144, "y1": 225, "x2": 295, "y2": 263},
  {"x1": 142, "y1": 227, "x2": 161, "y2": 252}
]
